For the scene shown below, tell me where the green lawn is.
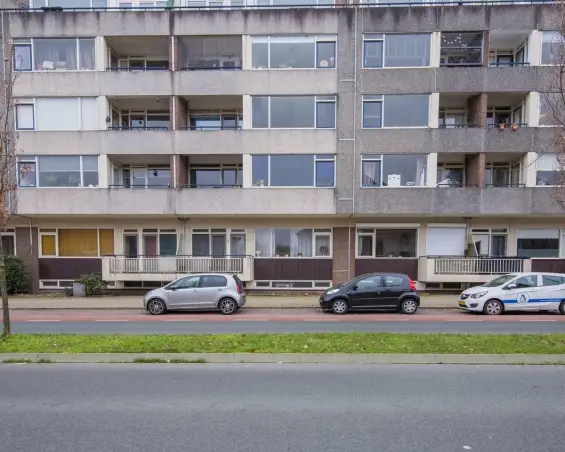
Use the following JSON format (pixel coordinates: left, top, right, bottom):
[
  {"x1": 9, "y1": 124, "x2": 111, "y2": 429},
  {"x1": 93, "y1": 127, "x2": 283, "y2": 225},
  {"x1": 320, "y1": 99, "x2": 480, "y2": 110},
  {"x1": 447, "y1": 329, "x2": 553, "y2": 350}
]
[{"x1": 0, "y1": 333, "x2": 564, "y2": 354}]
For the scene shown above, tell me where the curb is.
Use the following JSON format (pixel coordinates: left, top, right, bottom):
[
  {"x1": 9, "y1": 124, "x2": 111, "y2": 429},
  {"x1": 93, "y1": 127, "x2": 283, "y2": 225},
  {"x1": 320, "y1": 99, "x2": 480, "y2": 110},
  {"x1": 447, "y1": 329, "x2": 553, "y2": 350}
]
[
  {"x1": 1, "y1": 353, "x2": 564, "y2": 365},
  {"x1": 9, "y1": 306, "x2": 459, "y2": 311}
]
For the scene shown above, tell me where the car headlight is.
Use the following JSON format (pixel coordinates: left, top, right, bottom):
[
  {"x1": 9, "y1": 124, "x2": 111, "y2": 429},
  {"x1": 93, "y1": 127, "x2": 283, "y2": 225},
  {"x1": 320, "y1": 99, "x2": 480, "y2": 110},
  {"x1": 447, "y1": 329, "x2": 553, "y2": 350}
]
[
  {"x1": 325, "y1": 289, "x2": 339, "y2": 295},
  {"x1": 471, "y1": 291, "x2": 488, "y2": 299}
]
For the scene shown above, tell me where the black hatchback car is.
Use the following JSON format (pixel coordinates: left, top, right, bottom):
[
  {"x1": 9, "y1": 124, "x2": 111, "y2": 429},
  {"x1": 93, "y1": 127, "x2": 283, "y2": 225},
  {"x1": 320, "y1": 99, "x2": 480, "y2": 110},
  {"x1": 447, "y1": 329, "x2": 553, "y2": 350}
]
[{"x1": 319, "y1": 273, "x2": 420, "y2": 315}]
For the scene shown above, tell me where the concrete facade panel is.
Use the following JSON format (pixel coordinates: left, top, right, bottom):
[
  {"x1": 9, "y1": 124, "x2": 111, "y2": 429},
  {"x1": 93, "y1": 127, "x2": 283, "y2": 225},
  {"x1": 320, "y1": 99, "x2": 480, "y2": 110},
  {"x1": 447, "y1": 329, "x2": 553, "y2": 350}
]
[
  {"x1": 360, "y1": 7, "x2": 437, "y2": 33},
  {"x1": 360, "y1": 69, "x2": 435, "y2": 95}
]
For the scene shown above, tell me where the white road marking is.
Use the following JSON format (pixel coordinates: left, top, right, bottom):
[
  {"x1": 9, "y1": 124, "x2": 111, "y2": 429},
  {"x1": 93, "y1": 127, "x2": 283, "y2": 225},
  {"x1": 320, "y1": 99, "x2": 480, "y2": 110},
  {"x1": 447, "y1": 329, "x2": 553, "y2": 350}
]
[
  {"x1": 94, "y1": 320, "x2": 130, "y2": 322},
  {"x1": 519, "y1": 319, "x2": 557, "y2": 322},
  {"x1": 26, "y1": 319, "x2": 61, "y2": 322},
  {"x1": 446, "y1": 319, "x2": 483, "y2": 322},
  {"x1": 232, "y1": 318, "x2": 270, "y2": 322},
  {"x1": 163, "y1": 319, "x2": 199, "y2": 322}
]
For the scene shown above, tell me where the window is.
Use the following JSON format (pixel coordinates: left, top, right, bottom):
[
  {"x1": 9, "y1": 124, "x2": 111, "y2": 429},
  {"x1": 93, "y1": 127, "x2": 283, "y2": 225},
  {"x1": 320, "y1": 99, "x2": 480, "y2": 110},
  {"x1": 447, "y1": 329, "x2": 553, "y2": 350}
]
[
  {"x1": 384, "y1": 275, "x2": 405, "y2": 287},
  {"x1": 251, "y1": 36, "x2": 336, "y2": 69},
  {"x1": 179, "y1": 36, "x2": 241, "y2": 70},
  {"x1": 16, "y1": 98, "x2": 98, "y2": 131},
  {"x1": 189, "y1": 164, "x2": 242, "y2": 188},
  {"x1": 541, "y1": 31, "x2": 563, "y2": 65},
  {"x1": 112, "y1": 110, "x2": 170, "y2": 130},
  {"x1": 254, "y1": 228, "x2": 332, "y2": 258},
  {"x1": 200, "y1": 275, "x2": 228, "y2": 288},
  {"x1": 170, "y1": 275, "x2": 200, "y2": 290},
  {"x1": 32, "y1": 0, "x2": 107, "y2": 7},
  {"x1": 536, "y1": 154, "x2": 561, "y2": 186},
  {"x1": 251, "y1": 96, "x2": 336, "y2": 129},
  {"x1": 513, "y1": 275, "x2": 538, "y2": 289},
  {"x1": 542, "y1": 275, "x2": 565, "y2": 287},
  {"x1": 469, "y1": 228, "x2": 508, "y2": 257},
  {"x1": 539, "y1": 94, "x2": 560, "y2": 126},
  {"x1": 1, "y1": 230, "x2": 15, "y2": 256},
  {"x1": 39, "y1": 228, "x2": 114, "y2": 258},
  {"x1": 251, "y1": 154, "x2": 335, "y2": 187},
  {"x1": 362, "y1": 95, "x2": 429, "y2": 128},
  {"x1": 361, "y1": 154, "x2": 427, "y2": 187},
  {"x1": 114, "y1": 167, "x2": 170, "y2": 188},
  {"x1": 356, "y1": 228, "x2": 417, "y2": 258},
  {"x1": 437, "y1": 164, "x2": 464, "y2": 187},
  {"x1": 517, "y1": 229, "x2": 559, "y2": 258},
  {"x1": 438, "y1": 108, "x2": 466, "y2": 128},
  {"x1": 363, "y1": 33, "x2": 431, "y2": 68},
  {"x1": 19, "y1": 156, "x2": 99, "y2": 188},
  {"x1": 14, "y1": 38, "x2": 95, "y2": 72},
  {"x1": 191, "y1": 228, "x2": 245, "y2": 257},
  {"x1": 440, "y1": 32, "x2": 483, "y2": 67},
  {"x1": 356, "y1": 275, "x2": 382, "y2": 290}
]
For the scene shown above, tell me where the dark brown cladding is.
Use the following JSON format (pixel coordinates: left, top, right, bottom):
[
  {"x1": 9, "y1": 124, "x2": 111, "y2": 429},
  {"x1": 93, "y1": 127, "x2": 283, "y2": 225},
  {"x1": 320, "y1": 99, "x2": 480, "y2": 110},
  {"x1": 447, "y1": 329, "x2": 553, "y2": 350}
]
[
  {"x1": 38, "y1": 258, "x2": 102, "y2": 280},
  {"x1": 355, "y1": 259, "x2": 418, "y2": 281},
  {"x1": 531, "y1": 259, "x2": 565, "y2": 274},
  {"x1": 254, "y1": 259, "x2": 332, "y2": 281}
]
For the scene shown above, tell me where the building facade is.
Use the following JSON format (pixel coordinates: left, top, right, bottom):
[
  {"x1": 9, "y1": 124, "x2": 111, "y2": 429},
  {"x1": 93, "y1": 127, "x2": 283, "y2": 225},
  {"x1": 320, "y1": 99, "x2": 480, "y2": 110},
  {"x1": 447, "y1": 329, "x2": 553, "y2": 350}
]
[{"x1": 3, "y1": 2, "x2": 565, "y2": 292}]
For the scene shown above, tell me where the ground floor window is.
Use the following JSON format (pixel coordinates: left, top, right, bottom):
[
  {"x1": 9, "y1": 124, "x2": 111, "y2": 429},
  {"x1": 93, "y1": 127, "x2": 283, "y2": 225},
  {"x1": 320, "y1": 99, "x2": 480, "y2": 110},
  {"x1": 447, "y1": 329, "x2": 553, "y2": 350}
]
[
  {"x1": 254, "y1": 228, "x2": 332, "y2": 258},
  {"x1": 470, "y1": 228, "x2": 508, "y2": 257},
  {"x1": 191, "y1": 228, "x2": 246, "y2": 257},
  {"x1": 39, "y1": 228, "x2": 114, "y2": 257},
  {"x1": 122, "y1": 228, "x2": 177, "y2": 257},
  {"x1": 1, "y1": 229, "x2": 15, "y2": 255},
  {"x1": 356, "y1": 228, "x2": 417, "y2": 258},
  {"x1": 517, "y1": 229, "x2": 560, "y2": 258},
  {"x1": 254, "y1": 280, "x2": 331, "y2": 289}
]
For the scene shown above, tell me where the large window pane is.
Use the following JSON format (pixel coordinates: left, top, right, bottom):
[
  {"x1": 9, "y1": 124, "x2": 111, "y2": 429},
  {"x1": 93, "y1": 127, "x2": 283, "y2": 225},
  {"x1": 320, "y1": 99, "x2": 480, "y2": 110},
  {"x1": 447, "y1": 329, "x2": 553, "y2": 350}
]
[
  {"x1": 539, "y1": 94, "x2": 561, "y2": 126},
  {"x1": 14, "y1": 44, "x2": 32, "y2": 71},
  {"x1": 374, "y1": 229, "x2": 417, "y2": 257},
  {"x1": 251, "y1": 42, "x2": 268, "y2": 69},
  {"x1": 80, "y1": 97, "x2": 98, "y2": 130},
  {"x1": 255, "y1": 228, "x2": 272, "y2": 257},
  {"x1": 252, "y1": 155, "x2": 269, "y2": 186},
  {"x1": 270, "y1": 39, "x2": 315, "y2": 69},
  {"x1": 58, "y1": 229, "x2": 98, "y2": 257},
  {"x1": 35, "y1": 98, "x2": 79, "y2": 131},
  {"x1": 34, "y1": 39, "x2": 78, "y2": 70},
  {"x1": 542, "y1": 32, "x2": 563, "y2": 65},
  {"x1": 99, "y1": 229, "x2": 114, "y2": 256},
  {"x1": 18, "y1": 161, "x2": 36, "y2": 187},
  {"x1": 363, "y1": 101, "x2": 382, "y2": 128},
  {"x1": 363, "y1": 40, "x2": 383, "y2": 68},
  {"x1": 383, "y1": 95, "x2": 429, "y2": 127},
  {"x1": 384, "y1": 34, "x2": 430, "y2": 67},
  {"x1": 316, "y1": 101, "x2": 335, "y2": 128},
  {"x1": 316, "y1": 41, "x2": 336, "y2": 68},
  {"x1": 536, "y1": 153, "x2": 561, "y2": 186},
  {"x1": 316, "y1": 161, "x2": 335, "y2": 187},
  {"x1": 270, "y1": 155, "x2": 314, "y2": 187},
  {"x1": 16, "y1": 104, "x2": 34, "y2": 130},
  {"x1": 273, "y1": 228, "x2": 312, "y2": 257},
  {"x1": 159, "y1": 234, "x2": 177, "y2": 256},
  {"x1": 252, "y1": 97, "x2": 269, "y2": 128},
  {"x1": 38, "y1": 156, "x2": 81, "y2": 187},
  {"x1": 357, "y1": 235, "x2": 373, "y2": 257},
  {"x1": 517, "y1": 229, "x2": 559, "y2": 258},
  {"x1": 361, "y1": 159, "x2": 381, "y2": 186},
  {"x1": 192, "y1": 234, "x2": 210, "y2": 257},
  {"x1": 441, "y1": 32, "x2": 483, "y2": 67},
  {"x1": 382, "y1": 154, "x2": 427, "y2": 187},
  {"x1": 148, "y1": 168, "x2": 170, "y2": 187},
  {"x1": 78, "y1": 39, "x2": 95, "y2": 70},
  {"x1": 41, "y1": 235, "x2": 56, "y2": 256},
  {"x1": 270, "y1": 96, "x2": 315, "y2": 128}
]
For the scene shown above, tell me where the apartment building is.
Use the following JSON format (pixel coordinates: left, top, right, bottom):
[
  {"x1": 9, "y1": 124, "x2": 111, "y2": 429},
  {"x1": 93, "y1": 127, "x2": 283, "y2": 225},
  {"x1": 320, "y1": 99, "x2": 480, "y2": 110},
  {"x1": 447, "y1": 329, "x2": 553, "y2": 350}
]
[{"x1": 2, "y1": 2, "x2": 565, "y2": 292}]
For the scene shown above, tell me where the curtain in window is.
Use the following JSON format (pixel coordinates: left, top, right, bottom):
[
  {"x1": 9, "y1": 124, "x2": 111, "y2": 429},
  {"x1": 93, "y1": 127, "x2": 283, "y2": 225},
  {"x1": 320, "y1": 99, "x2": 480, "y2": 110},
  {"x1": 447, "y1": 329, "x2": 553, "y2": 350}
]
[
  {"x1": 79, "y1": 39, "x2": 95, "y2": 70},
  {"x1": 415, "y1": 156, "x2": 426, "y2": 186},
  {"x1": 41, "y1": 235, "x2": 56, "y2": 256},
  {"x1": 58, "y1": 229, "x2": 98, "y2": 257},
  {"x1": 192, "y1": 235, "x2": 210, "y2": 257},
  {"x1": 34, "y1": 39, "x2": 77, "y2": 70},
  {"x1": 255, "y1": 228, "x2": 272, "y2": 257},
  {"x1": 385, "y1": 34, "x2": 430, "y2": 67},
  {"x1": 362, "y1": 161, "x2": 379, "y2": 186},
  {"x1": 295, "y1": 229, "x2": 313, "y2": 257},
  {"x1": 99, "y1": 229, "x2": 114, "y2": 256}
]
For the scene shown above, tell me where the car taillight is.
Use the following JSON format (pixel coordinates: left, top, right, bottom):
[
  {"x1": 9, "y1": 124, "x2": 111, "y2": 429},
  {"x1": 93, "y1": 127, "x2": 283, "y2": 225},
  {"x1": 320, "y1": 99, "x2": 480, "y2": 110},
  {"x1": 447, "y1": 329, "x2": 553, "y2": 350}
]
[
  {"x1": 409, "y1": 279, "x2": 417, "y2": 291},
  {"x1": 237, "y1": 284, "x2": 244, "y2": 294}
]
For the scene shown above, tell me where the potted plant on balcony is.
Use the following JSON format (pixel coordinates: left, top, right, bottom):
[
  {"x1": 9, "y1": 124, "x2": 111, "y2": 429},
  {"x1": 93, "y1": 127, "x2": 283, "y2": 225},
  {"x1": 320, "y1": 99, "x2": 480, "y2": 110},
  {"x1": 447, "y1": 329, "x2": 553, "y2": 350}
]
[
  {"x1": 498, "y1": 122, "x2": 505, "y2": 131},
  {"x1": 511, "y1": 122, "x2": 519, "y2": 131},
  {"x1": 46, "y1": 174, "x2": 58, "y2": 186},
  {"x1": 68, "y1": 174, "x2": 80, "y2": 186}
]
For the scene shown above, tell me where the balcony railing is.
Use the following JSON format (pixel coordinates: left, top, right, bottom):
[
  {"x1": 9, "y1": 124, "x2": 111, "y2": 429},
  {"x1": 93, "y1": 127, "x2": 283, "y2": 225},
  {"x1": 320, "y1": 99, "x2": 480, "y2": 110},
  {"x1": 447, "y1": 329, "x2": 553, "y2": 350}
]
[
  {"x1": 179, "y1": 184, "x2": 243, "y2": 188},
  {"x1": 109, "y1": 184, "x2": 171, "y2": 189},
  {"x1": 106, "y1": 67, "x2": 170, "y2": 71},
  {"x1": 106, "y1": 255, "x2": 252, "y2": 275},
  {"x1": 437, "y1": 124, "x2": 482, "y2": 129},
  {"x1": 107, "y1": 126, "x2": 170, "y2": 131},
  {"x1": 185, "y1": 125, "x2": 242, "y2": 131},
  {"x1": 487, "y1": 122, "x2": 529, "y2": 129},
  {"x1": 488, "y1": 61, "x2": 530, "y2": 67},
  {"x1": 180, "y1": 65, "x2": 242, "y2": 71},
  {"x1": 432, "y1": 257, "x2": 524, "y2": 275}
]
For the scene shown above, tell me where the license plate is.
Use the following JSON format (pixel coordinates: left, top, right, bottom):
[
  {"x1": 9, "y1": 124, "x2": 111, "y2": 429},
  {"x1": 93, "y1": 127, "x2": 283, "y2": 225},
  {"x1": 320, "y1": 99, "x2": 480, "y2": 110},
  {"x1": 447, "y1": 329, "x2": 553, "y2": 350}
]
[{"x1": 459, "y1": 301, "x2": 466, "y2": 307}]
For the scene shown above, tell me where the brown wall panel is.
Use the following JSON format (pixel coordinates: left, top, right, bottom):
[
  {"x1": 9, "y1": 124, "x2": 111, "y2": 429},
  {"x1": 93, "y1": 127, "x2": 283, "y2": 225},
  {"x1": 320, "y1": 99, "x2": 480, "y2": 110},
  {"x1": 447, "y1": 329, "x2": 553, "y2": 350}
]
[
  {"x1": 531, "y1": 259, "x2": 565, "y2": 274},
  {"x1": 38, "y1": 258, "x2": 102, "y2": 280},
  {"x1": 254, "y1": 259, "x2": 332, "y2": 281},
  {"x1": 355, "y1": 259, "x2": 418, "y2": 280}
]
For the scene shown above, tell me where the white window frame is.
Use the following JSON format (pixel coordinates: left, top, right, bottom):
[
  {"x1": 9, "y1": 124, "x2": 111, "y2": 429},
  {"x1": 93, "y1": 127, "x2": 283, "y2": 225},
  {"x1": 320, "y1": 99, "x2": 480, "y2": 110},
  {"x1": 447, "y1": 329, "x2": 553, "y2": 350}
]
[
  {"x1": 38, "y1": 227, "x2": 113, "y2": 259},
  {"x1": 251, "y1": 95, "x2": 337, "y2": 130},
  {"x1": 18, "y1": 155, "x2": 99, "y2": 188},
  {"x1": 13, "y1": 37, "x2": 96, "y2": 72},
  {"x1": 362, "y1": 94, "x2": 430, "y2": 129},
  {"x1": 362, "y1": 33, "x2": 432, "y2": 69},
  {"x1": 538, "y1": 93, "x2": 560, "y2": 128},
  {"x1": 540, "y1": 31, "x2": 564, "y2": 67},
  {"x1": 250, "y1": 35, "x2": 337, "y2": 70},
  {"x1": 251, "y1": 154, "x2": 336, "y2": 188},
  {"x1": 535, "y1": 153, "x2": 563, "y2": 187},
  {"x1": 15, "y1": 102, "x2": 35, "y2": 131},
  {"x1": 1, "y1": 229, "x2": 16, "y2": 256},
  {"x1": 14, "y1": 97, "x2": 98, "y2": 132},
  {"x1": 112, "y1": 0, "x2": 168, "y2": 8},
  {"x1": 253, "y1": 280, "x2": 332, "y2": 290},
  {"x1": 254, "y1": 227, "x2": 333, "y2": 259},
  {"x1": 355, "y1": 224, "x2": 420, "y2": 259},
  {"x1": 436, "y1": 163, "x2": 466, "y2": 187},
  {"x1": 113, "y1": 165, "x2": 171, "y2": 187},
  {"x1": 516, "y1": 228, "x2": 562, "y2": 259},
  {"x1": 470, "y1": 228, "x2": 509, "y2": 257},
  {"x1": 138, "y1": 228, "x2": 179, "y2": 256},
  {"x1": 360, "y1": 153, "x2": 428, "y2": 188},
  {"x1": 190, "y1": 228, "x2": 247, "y2": 257}
]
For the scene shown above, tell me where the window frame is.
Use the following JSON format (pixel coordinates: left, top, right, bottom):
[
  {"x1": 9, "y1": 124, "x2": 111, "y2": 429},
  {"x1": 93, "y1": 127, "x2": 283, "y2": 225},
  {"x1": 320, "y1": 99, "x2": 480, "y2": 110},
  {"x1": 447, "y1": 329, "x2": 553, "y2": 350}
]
[
  {"x1": 251, "y1": 95, "x2": 337, "y2": 130},
  {"x1": 516, "y1": 228, "x2": 560, "y2": 259},
  {"x1": 13, "y1": 37, "x2": 96, "y2": 73},
  {"x1": 355, "y1": 225, "x2": 420, "y2": 259},
  {"x1": 190, "y1": 228, "x2": 246, "y2": 257},
  {"x1": 1, "y1": 229, "x2": 16, "y2": 256},
  {"x1": 362, "y1": 33, "x2": 432, "y2": 69},
  {"x1": 17, "y1": 155, "x2": 100, "y2": 188},
  {"x1": 254, "y1": 227, "x2": 333, "y2": 259},
  {"x1": 38, "y1": 227, "x2": 114, "y2": 258},
  {"x1": 360, "y1": 153, "x2": 429, "y2": 188},
  {"x1": 540, "y1": 31, "x2": 564, "y2": 66},
  {"x1": 362, "y1": 94, "x2": 430, "y2": 129},
  {"x1": 250, "y1": 35, "x2": 337, "y2": 70},
  {"x1": 535, "y1": 153, "x2": 563, "y2": 187},
  {"x1": 15, "y1": 103, "x2": 35, "y2": 131},
  {"x1": 251, "y1": 154, "x2": 336, "y2": 188}
]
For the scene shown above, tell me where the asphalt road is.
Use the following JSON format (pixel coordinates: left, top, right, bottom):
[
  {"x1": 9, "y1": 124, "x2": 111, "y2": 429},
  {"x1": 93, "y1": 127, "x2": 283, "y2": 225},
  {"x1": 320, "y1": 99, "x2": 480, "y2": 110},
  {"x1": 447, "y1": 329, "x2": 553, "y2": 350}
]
[
  {"x1": 1, "y1": 364, "x2": 564, "y2": 452},
  {"x1": 11, "y1": 320, "x2": 565, "y2": 334}
]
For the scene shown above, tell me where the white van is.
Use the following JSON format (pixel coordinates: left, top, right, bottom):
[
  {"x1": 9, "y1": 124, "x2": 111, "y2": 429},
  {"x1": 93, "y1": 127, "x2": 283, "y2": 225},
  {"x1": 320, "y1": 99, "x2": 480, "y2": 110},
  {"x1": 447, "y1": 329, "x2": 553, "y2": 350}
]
[{"x1": 458, "y1": 272, "x2": 565, "y2": 315}]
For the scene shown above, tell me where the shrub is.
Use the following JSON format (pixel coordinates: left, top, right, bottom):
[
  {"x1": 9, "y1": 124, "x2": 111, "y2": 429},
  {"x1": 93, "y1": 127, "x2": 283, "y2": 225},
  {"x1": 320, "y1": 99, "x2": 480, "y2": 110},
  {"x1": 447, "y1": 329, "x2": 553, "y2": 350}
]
[
  {"x1": 4, "y1": 256, "x2": 27, "y2": 294},
  {"x1": 76, "y1": 273, "x2": 107, "y2": 297}
]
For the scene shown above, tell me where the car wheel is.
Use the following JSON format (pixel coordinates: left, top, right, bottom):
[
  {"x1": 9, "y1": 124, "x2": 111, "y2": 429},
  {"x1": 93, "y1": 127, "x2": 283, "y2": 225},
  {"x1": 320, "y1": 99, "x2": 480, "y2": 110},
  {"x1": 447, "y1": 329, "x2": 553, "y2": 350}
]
[
  {"x1": 331, "y1": 299, "x2": 349, "y2": 315},
  {"x1": 147, "y1": 299, "x2": 166, "y2": 316},
  {"x1": 219, "y1": 298, "x2": 237, "y2": 315},
  {"x1": 399, "y1": 298, "x2": 418, "y2": 315},
  {"x1": 483, "y1": 299, "x2": 503, "y2": 316},
  {"x1": 559, "y1": 301, "x2": 565, "y2": 315}
]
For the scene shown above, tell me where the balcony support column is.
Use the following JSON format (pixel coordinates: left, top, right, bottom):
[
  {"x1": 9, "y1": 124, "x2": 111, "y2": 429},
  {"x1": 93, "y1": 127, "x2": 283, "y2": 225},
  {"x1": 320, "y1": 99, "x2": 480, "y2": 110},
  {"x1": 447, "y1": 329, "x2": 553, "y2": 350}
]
[
  {"x1": 332, "y1": 227, "x2": 355, "y2": 285},
  {"x1": 98, "y1": 154, "x2": 109, "y2": 188},
  {"x1": 170, "y1": 36, "x2": 179, "y2": 71},
  {"x1": 427, "y1": 153, "x2": 437, "y2": 186},
  {"x1": 465, "y1": 153, "x2": 486, "y2": 187},
  {"x1": 482, "y1": 31, "x2": 489, "y2": 67},
  {"x1": 527, "y1": 30, "x2": 541, "y2": 66},
  {"x1": 467, "y1": 92, "x2": 487, "y2": 127}
]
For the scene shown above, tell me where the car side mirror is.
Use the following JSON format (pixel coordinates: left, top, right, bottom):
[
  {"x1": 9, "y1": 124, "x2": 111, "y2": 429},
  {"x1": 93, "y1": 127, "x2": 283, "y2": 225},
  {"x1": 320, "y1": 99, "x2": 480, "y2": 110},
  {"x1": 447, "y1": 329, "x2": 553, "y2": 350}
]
[
  {"x1": 351, "y1": 284, "x2": 358, "y2": 291},
  {"x1": 506, "y1": 283, "x2": 517, "y2": 290}
]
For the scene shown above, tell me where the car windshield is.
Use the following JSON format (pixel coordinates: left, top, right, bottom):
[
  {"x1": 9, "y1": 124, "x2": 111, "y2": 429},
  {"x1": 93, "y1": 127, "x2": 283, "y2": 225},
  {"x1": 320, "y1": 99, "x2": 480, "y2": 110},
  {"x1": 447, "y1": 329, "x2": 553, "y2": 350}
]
[{"x1": 482, "y1": 274, "x2": 517, "y2": 288}]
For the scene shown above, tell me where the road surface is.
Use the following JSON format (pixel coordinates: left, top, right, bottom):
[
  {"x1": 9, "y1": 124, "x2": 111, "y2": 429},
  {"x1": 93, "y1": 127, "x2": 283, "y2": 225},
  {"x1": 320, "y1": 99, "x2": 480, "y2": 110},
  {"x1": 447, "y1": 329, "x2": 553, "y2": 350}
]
[
  {"x1": 9, "y1": 308, "x2": 565, "y2": 334},
  {"x1": 1, "y1": 364, "x2": 564, "y2": 452}
]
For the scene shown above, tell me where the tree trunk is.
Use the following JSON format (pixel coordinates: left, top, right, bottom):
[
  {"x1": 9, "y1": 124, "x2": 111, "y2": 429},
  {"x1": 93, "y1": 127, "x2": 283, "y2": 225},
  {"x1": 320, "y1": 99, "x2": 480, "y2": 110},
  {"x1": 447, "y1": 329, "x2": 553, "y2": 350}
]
[{"x1": 0, "y1": 237, "x2": 10, "y2": 337}]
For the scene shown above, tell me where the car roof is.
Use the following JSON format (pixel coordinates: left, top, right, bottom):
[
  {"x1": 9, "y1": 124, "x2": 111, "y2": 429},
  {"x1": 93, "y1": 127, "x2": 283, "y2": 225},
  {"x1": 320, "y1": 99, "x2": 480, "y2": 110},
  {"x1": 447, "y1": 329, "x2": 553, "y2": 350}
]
[{"x1": 501, "y1": 272, "x2": 565, "y2": 277}]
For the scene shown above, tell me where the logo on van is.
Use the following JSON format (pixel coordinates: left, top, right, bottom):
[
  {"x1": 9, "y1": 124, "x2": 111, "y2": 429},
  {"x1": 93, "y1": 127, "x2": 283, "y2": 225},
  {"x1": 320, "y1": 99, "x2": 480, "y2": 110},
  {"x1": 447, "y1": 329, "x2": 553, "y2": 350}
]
[{"x1": 516, "y1": 293, "x2": 530, "y2": 305}]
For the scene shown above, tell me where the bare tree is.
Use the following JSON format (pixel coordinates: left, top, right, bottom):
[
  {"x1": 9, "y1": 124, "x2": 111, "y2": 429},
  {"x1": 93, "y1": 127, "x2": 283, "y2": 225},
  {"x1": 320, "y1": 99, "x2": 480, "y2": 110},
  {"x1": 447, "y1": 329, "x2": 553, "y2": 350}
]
[{"x1": 0, "y1": 12, "x2": 20, "y2": 338}]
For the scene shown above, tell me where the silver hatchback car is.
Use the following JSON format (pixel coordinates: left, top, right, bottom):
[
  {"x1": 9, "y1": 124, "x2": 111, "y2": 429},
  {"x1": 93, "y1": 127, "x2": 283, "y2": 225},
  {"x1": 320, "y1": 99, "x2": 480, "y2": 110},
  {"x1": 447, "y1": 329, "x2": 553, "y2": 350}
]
[{"x1": 144, "y1": 273, "x2": 246, "y2": 315}]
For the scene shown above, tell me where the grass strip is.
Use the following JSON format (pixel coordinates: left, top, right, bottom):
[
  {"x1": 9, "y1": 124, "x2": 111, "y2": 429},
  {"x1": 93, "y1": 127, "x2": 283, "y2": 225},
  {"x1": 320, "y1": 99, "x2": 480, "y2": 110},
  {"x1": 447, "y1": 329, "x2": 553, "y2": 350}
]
[{"x1": 0, "y1": 333, "x2": 564, "y2": 354}]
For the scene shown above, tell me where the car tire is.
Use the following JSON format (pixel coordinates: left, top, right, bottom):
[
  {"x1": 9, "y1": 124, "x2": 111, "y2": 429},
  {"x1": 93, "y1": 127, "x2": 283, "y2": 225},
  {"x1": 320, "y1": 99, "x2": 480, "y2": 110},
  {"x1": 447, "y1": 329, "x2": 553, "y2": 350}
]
[
  {"x1": 559, "y1": 300, "x2": 565, "y2": 315},
  {"x1": 399, "y1": 298, "x2": 418, "y2": 315},
  {"x1": 483, "y1": 299, "x2": 503, "y2": 316},
  {"x1": 218, "y1": 298, "x2": 237, "y2": 315},
  {"x1": 331, "y1": 299, "x2": 349, "y2": 315},
  {"x1": 147, "y1": 298, "x2": 167, "y2": 316}
]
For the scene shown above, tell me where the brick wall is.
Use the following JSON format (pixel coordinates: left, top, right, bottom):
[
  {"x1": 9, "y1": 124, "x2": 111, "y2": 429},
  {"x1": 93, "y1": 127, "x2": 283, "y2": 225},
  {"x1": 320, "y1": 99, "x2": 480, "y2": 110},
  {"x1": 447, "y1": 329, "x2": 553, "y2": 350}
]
[
  {"x1": 466, "y1": 153, "x2": 486, "y2": 187},
  {"x1": 482, "y1": 31, "x2": 489, "y2": 67},
  {"x1": 16, "y1": 227, "x2": 39, "y2": 293},
  {"x1": 467, "y1": 93, "x2": 487, "y2": 127},
  {"x1": 332, "y1": 227, "x2": 355, "y2": 284},
  {"x1": 170, "y1": 36, "x2": 179, "y2": 71}
]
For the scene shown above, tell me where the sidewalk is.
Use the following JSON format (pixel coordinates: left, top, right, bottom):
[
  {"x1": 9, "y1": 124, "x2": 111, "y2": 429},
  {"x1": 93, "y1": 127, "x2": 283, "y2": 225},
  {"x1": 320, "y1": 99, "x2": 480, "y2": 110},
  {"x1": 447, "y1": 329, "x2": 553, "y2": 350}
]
[{"x1": 7, "y1": 294, "x2": 458, "y2": 310}]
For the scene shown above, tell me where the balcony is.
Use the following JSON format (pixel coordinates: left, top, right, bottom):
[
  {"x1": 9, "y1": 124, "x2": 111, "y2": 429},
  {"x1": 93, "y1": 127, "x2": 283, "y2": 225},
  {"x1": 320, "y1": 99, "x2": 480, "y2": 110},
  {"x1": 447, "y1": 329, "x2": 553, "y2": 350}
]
[
  {"x1": 108, "y1": 96, "x2": 171, "y2": 132},
  {"x1": 418, "y1": 257, "x2": 532, "y2": 284},
  {"x1": 179, "y1": 36, "x2": 242, "y2": 71},
  {"x1": 102, "y1": 255, "x2": 254, "y2": 282}
]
